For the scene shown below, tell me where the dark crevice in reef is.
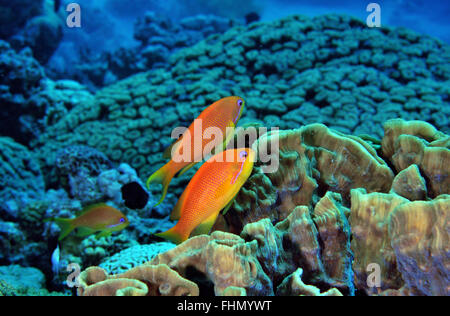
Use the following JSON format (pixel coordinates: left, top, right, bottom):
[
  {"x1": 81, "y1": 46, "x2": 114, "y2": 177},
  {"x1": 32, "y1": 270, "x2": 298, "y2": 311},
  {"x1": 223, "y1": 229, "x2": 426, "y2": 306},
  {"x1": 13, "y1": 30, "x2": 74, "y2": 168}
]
[
  {"x1": 260, "y1": 64, "x2": 278, "y2": 77},
  {"x1": 184, "y1": 266, "x2": 215, "y2": 296},
  {"x1": 0, "y1": 109, "x2": 32, "y2": 146},
  {"x1": 419, "y1": 167, "x2": 437, "y2": 199},
  {"x1": 315, "y1": 179, "x2": 330, "y2": 201},
  {"x1": 315, "y1": 98, "x2": 330, "y2": 109},
  {"x1": 305, "y1": 88, "x2": 317, "y2": 101},
  {"x1": 378, "y1": 150, "x2": 398, "y2": 177},
  {"x1": 97, "y1": 106, "x2": 109, "y2": 121}
]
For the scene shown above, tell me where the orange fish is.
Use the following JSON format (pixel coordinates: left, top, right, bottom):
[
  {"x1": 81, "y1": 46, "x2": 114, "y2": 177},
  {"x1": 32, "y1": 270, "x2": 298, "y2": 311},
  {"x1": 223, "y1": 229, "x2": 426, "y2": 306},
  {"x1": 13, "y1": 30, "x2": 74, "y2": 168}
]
[
  {"x1": 46, "y1": 204, "x2": 129, "y2": 240},
  {"x1": 146, "y1": 96, "x2": 245, "y2": 206},
  {"x1": 155, "y1": 148, "x2": 255, "y2": 244}
]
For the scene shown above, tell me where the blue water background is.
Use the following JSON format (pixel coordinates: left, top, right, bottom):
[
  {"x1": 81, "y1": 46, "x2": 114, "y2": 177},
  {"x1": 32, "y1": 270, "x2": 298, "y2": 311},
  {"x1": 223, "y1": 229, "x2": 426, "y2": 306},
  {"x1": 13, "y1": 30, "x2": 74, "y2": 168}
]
[{"x1": 58, "y1": 0, "x2": 450, "y2": 60}]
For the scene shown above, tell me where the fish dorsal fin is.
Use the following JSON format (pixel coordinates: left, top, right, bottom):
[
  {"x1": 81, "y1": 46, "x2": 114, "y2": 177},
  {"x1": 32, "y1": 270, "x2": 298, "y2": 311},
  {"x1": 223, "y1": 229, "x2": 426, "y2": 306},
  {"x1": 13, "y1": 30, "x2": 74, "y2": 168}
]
[
  {"x1": 78, "y1": 203, "x2": 109, "y2": 216},
  {"x1": 96, "y1": 230, "x2": 112, "y2": 239},
  {"x1": 222, "y1": 194, "x2": 237, "y2": 215},
  {"x1": 191, "y1": 211, "x2": 219, "y2": 237},
  {"x1": 221, "y1": 121, "x2": 236, "y2": 152},
  {"x1": 170, "y1": 199, "x2": 183, "y2": 221},
  {"x1": 163, "y1": 135, "x2": 184, "y2": 160},
  {"x1": 76, "y1": 227, "x2": 96, "y2": 238},
  {"x1": 176, "y1": 162, "x2": 198, "y2": 177}
]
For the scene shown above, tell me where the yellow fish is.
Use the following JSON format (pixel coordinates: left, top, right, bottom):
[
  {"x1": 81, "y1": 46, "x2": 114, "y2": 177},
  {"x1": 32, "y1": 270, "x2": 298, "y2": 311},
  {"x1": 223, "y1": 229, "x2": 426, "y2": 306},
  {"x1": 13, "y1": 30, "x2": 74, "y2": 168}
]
[
  {"x1": 147, "y1": 96, "x2": 245, "y2": 206},
  {"x1": 155, "y1": 148, "x2": 255, "y2": 244},
  {"x1": 46, "y1": 204, "x2": 129, "y2": 240}
]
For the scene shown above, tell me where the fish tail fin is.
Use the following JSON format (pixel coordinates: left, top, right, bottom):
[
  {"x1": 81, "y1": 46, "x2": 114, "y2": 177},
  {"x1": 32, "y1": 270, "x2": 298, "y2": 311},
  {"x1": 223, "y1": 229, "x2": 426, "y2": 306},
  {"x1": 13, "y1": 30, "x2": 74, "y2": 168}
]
[
  {"x1": 146, "y1": 162, "x2": 176, "y2": 206},
  {"x1": 154, "y1": 226, "x2": 188, "y2": 245},
  {"x1": 47, "y1": 218, "x2": 75, "y2": 241}
]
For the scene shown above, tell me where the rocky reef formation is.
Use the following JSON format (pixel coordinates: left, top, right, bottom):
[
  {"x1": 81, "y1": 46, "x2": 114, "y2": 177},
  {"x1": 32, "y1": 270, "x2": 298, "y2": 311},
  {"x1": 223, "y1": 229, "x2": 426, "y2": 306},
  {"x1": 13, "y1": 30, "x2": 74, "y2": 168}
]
[
  {"x1": 1, "y1": 0, "x2": 64, "y2": 64},
  {"x1": 0, "y1": 140, "x2": 173, "y2": 278},
  {"x1": 47, "y1": 12, "x2": 241, "y2": 90},
  {"x1": 0, "y1": 39, "x2": 95, "y2": 144}
]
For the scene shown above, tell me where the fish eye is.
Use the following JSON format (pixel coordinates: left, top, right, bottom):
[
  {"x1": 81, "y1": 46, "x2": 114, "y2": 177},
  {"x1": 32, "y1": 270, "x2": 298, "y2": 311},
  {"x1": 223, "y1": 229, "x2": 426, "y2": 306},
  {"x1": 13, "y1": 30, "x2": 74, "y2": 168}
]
[
  {"x1": 239, "y1": 151, "x2": 248, "y2": 159},
  {"x1": 119, "y1": 218, "x2": 125, "y2": 223},
  {"x1": 237, "y1": 99, "x2": 243, "y2": 107}
]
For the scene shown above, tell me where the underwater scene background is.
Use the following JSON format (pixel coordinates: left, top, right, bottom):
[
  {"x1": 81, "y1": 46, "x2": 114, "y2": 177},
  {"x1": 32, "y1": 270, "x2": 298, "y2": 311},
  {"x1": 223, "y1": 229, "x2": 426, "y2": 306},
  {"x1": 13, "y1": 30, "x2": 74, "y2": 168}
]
[{"x1": 0, "y1": 0, "x2": 448, "y2": 296}]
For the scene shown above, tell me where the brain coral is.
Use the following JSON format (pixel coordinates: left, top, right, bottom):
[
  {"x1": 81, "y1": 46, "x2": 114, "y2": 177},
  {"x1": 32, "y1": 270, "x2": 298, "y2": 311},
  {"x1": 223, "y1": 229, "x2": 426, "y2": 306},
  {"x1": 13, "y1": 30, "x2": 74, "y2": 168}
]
[
  {"x1": 29, "y1": 14, "x2": 449, "y2": 194},
  {"x1": 99, "y1": 242, "x2": 176, "y2": 274}
]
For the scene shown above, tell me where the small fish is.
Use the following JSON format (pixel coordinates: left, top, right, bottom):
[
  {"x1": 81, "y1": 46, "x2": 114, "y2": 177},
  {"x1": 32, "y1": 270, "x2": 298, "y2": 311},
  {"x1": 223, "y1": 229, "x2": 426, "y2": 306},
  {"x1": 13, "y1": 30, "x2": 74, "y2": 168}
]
[
  {"x1": 147, "y1": 96, "x2": 245, "y2": 206},
  {"x1": 121, "y1": 181, "x2": 149, "y2": 210},
  {"x1": 46, "y1": 204, "x2": 129, "y2": 240},
  {"x1": 155, "y1": 148, "x2": 255, "y2": 244},
  {"x1": 51, "y1": 244, "x2": 60, "y2": 275}
]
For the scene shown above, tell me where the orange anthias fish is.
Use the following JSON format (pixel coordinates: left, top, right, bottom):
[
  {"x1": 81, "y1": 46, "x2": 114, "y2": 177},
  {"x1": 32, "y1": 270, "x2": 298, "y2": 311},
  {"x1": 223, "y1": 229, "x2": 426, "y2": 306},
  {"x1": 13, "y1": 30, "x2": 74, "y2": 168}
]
[
  {"x1": 155, "y1": 148, "x2": 255, "y2": 244},
  {"x1": 147, "y1": 96, "x2": 245, "y2": 206},
  {"x1": 46, "y1": 204, "x2": 129, "y2": 240}
]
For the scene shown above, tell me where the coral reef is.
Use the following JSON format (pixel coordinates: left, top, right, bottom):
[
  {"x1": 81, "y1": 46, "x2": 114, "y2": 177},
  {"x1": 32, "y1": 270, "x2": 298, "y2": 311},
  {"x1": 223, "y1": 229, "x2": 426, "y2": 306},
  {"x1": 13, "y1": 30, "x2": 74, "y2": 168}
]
[
  {"x1": 77, "y1": 118, "x2": 448, "y2": 296},
  {"x1": 0, "y1": 137, "x2": 45, "y2": 219},
  {"x1": 0, "y1": 39, "x2": 95, "y2": 143},
  {"x1": 277, "y1": 268, "x2": 343, "y2": 296},
  {"x1": 225, "y1": 124, "x2": 393, "y2": 233},
  {"x1": 389, "y1": 196, "x2": 449, "y2": 296},
  {"x1": 0, "y1": 0, "x2": 44, "y2": 39},
  {"x1": 381, "y1": 119, "x2": 449, "y2": 198},
  {"x1": 0, "y1": 265, "x2": 45, "y2": 289},
  {"x1": 0, "y1": 9, "x2": 448, "y2": 297},
  {"x1": 78, "y1": 264, "x2": 199, "y2": 296},
  {"x1": 99, "y1": 243, "x2": 176, "y2": 274},
  {"x1": 389, "y1": 164, "x2": 428, "y2": 200},
  {"x1": 349, "y1": 189, "x2": 408, "y2": 294},
  {"x1": 30, "y1": 14, "x2": 449, "y2": 198},
  {"x1": 9, "y1": 0, "x2": 64, "y2": 64},
  {"x1": 48, "y1": 12, "x2": 241, "y2": 89}
]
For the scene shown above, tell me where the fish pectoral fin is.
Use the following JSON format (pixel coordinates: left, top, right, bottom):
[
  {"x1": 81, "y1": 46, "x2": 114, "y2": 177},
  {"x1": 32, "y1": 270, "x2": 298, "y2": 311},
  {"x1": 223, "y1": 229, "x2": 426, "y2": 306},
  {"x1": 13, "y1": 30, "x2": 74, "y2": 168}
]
[
  {"x1": 215, "y1": 122, "x2": 236, "y2": 155},
  {"x1": 222, "y1": 196, "x2": 236, "y2": 216},
  {"x1": 75, "y1": 227, "x2": 96, "y2": 238},
  {"x1": 191, "y1": 212, "x2": 219, "y2": 237},
  {"x1": 170, "y1": 201, "x2": 182, "y2": 221},
  {"x1": 163, "y1": 135, "x2": 184, "y2": 159},
  {"x1": 95, "y1": 230, "x2": 112, "y2": 239},
  {"x1": 176, "y1": 162, "x2": 197, "y2": 177}
]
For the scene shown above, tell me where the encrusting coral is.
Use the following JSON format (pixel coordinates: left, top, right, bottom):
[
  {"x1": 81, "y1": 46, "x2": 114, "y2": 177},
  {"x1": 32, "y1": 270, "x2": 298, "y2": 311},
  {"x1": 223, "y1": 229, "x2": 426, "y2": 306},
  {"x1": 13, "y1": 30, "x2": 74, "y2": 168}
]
[
  {"x1": 381, "y1": 119, "x2": 449, "y2": 198},
  {"x1": 226, "y1": 123, "x2": 394, "y2": 233},
  {"x1": 388, "y1": 195, "x2": 449, "y2": 296},
  {"x1": 76, "y1": 118, "x2": 449, "y2": 296},
  {"x1": 277, "y1": 268, "x2": 343, "y2": 296},
  {"x1": 389, "y1": 164, "x2": 428, "y2": 200},
  {"x1": 348, "y1": 189, "x2": 409, "y2": 294},
  {"x1": 99, "y1": 242, "x2": 175, "y2": 274},
  {"x1": 78, "y1": 264, "x2": 199, "y2": 296}
]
